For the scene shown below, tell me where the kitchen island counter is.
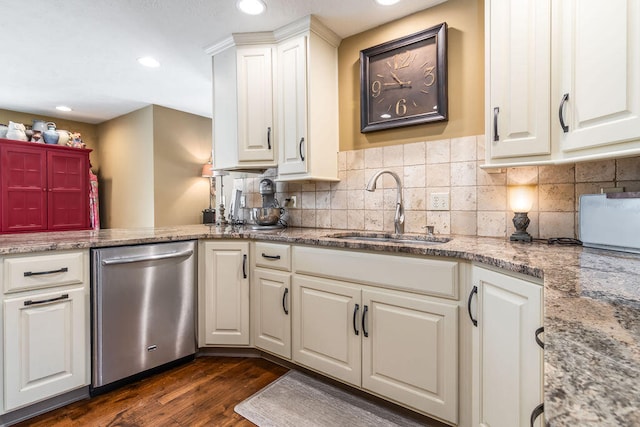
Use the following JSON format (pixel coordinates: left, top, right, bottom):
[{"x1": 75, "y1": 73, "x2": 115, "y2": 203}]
[{"x1": 1, "y1": 224, "x2": 638, "y2": 426}]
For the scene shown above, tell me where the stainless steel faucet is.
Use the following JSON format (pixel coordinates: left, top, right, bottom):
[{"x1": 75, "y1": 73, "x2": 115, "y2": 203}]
[{"x1": 366, "y1": 170, "x2": 404, "y2": 234}]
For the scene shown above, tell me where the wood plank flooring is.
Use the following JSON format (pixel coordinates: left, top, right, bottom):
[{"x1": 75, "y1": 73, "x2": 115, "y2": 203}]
[{"x1": 16, "y1": 356, "x2": 288, "y2": 427}]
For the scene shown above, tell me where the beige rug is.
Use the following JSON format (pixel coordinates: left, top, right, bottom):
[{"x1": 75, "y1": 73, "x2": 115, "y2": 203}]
[{"x1": 234, "y1": 370, "x2": 432, "y2": 427}]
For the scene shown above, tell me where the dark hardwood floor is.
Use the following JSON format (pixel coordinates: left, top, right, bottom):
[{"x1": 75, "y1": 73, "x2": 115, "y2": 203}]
[{"x1": 16, "y1": 356, "x2": 288, "y2": 427}]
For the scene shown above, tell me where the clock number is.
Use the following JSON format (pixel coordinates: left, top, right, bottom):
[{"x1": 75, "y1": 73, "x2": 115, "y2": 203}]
[
  {"x1": 393, "y1": 51, "x2": 415, "y2": 70},
  {"x1": 395, "y1": 99, "x2": 407, "y2": 116},
  {"x1": 371, "y1": 80, "x2": 381, "y2": 98},
  {"x1": 423, "y1": 66, "x2": 436, "y2": 87}
]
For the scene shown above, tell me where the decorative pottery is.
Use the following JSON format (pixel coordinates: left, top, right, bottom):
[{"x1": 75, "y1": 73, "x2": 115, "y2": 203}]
[
  {"x1": 32, "y1": 119, "x2": 47, "y2": 132},
  {"x1": 31, "y1": 131, "x2": 43, "y2": 143},
  {"x1": 6, "y1": 121, "x2": 27, "y2": 141},
  {"x1": 25, "y1": 126, "x2": 33, "y2": 141},
  {"x1": 43, "y1": 122, "x2": 59, "y2": 144},
  {"x1": 56, "y1": 129, "x2": 71, "y2": 145},
  {"x1": 0, "y1": 124, "x2": 8, "y2": 138}
]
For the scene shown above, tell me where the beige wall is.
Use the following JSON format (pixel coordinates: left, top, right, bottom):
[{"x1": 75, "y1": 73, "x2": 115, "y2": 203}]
[
  {"x1": 338, "y1": 0, "x2": 484, "y2": 151},
  {"x1": 152, "y1": 105, "x2": 213, "y2": 227},
  {"x1": 97, "y1": 106, "x2": 155, "y2": 228},
  {"x1": 0, "y1": 109, "x2": 100, "y2": 169}
]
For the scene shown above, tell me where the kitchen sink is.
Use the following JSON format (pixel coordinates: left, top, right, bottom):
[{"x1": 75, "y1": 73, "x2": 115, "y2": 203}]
[{"x1": 327, "y1": 232, "x2": 450, "y2": 245}]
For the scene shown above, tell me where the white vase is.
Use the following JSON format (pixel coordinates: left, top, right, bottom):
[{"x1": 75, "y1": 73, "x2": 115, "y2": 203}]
[{"x1": 6, "y1": 121, "x2": 27, "y2": 141}]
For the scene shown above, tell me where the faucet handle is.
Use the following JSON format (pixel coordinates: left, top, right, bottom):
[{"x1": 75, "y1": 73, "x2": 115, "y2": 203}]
[{"x1": 423, "y1": 225, "x2": 435, "y2": 235}]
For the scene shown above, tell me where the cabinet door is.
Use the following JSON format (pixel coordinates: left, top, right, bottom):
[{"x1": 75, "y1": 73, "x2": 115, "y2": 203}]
[
  {"x1": 0, "y1": 144, "x2": 47, "y2": 232},
  {"x1": 276, "y1": 36, "x2": 308, "y2": 176},
  {"x1": 200, "y1": 241, "x2": 250, "y2": 346},
  {"x1": 362, "y1": 289, "x2": 459, "y2": 424},
  {"x1": 4, "y1": 286, "x2": 87, "y2": 411},
  {"x1": 486, "y1": 0, "x2": 551, "y2": 160},
  {"x1": 472, "y1": 266, "x2": 543, "y2": 427},
  {"x1": 47, "y1": 150, "x2": 89, "y2": 231},
  {"x1": 292, "y1": 275, "x2": 360, "y2": 386},
  {"x1": 252, "y1": 268, "x2": 291, "y2": 359},
  {"x1": 237, "y1": 46, "x2": 275, "y2": 163},
  {"x1": 554, "y1": 1, "x2": 640, "y2": 153}
]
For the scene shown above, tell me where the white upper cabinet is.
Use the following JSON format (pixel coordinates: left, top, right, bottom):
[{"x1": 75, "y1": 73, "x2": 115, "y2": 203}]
[
  {"x1": 552, "y1": 0, "x2": 640, "y2": 156},
  {"x1": 485, "y1": 0, "x2": 640, "y2": 166},
  {"x1": 209, "y1": 36, "x2": 276, "y2": 171},
  {"x1": 275, "y1": 17, "x2": 341, "y2": 181},
  {"x1": 485, "y1": 0, "x2": 551, "y2": 161}
]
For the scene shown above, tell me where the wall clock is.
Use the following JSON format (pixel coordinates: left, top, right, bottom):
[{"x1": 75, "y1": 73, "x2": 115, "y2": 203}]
[{"x1": 360, "y1": 22, "x2": 448, "y2": 133}]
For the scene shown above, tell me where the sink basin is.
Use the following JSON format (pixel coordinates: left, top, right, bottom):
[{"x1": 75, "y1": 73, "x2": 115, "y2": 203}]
[{"x1": 328, "y1": 232, "x2": 450, "y2": 245}]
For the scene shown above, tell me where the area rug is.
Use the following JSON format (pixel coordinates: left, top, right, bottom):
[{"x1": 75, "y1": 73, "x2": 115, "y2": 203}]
[{"x1": 234, "y1": 370, "x2": 431, "y2": 427}]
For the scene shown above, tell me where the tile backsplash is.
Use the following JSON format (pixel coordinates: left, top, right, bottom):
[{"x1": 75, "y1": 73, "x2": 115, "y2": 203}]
[{"x1": 231, "y1": 135, "x2": 640, "y2": 239}]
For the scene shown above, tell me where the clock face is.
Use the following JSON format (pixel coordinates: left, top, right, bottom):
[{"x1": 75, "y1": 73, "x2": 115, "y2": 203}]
[
  {"x1": 367, "y1": 38, "x2": 437, "y2": 124},
  {"x1": 359, "y1": 23, "x2": 447, "y2": 133}
]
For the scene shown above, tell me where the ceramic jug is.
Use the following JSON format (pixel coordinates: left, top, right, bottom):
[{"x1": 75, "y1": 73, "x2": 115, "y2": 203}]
[
  {"x1": 57, "y1": 129, "x2": 71, "y2": 145},
  {"x1": 43, "y1": 122, "x2": 59, "y2": 144},
  {"x1": 32, "y1": 119, "x2": 47, "y2": 133},
  {"x1": 6, "y1": 121, "x2": 27, "y2": 141}
]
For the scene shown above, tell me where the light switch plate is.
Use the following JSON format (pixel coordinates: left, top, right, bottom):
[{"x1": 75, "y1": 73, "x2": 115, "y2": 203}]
[{"x1": 429, "y1": 192, "x2": 449, "y2": 210}]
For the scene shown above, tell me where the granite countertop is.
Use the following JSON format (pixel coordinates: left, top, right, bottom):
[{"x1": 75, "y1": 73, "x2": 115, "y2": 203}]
[{"x1": 1, "y1": 224, "x2": 638, "y2": 426}]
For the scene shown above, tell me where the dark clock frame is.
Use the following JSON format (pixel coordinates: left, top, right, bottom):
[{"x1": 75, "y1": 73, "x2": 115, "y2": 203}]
[{"x1": 359, "y1": 22, "x2": 448, "y2": 133}]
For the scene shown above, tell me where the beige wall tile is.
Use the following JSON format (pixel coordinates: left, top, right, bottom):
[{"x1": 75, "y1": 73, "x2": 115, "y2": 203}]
[
  {"x1": 302, "y1": 182, "x2": 316, "y2": 192},
  {"x1": 301, "y1": 191, "x2": 316, "y2": 209},
  {"x1": 404, "y1": 187, "x2": 426, "y2": 210},
  {"x1": 331, "y1": 210, "x2": 347, "y2": 229},
  {"x1": 451, "y1": 161, "x2": 477, "y2": 186},
  {"x1": 347, "y1": 189, "x2": 364, "y2": 209},
  {"x1": 287, "y1": 209, "x2": 301, "y2": 227},
  {"x1": 383, "y1": 209, "x2": 396, "y2": 232},
  {"x1": 539, "y1": 184, "x2": 575, "y2": 212},
  {"x1": 337, "y1": 151, "x2": 347, "y2": 171},
  {"x1": 301, "y1": 209, "x2": 317, "y2": 228},
  {"x1": 331, "y1": 190, "x2": 348, "y2": 210},
  {"x1": 451, "y1": 136, "x2": 477, "y2": 162},
  {"x1": 403, "y1": 141, "x2": 426, "y2": 166},
  {"x1": 616, "y1": 156, "x2": 640, "y2": 181},
  {"x1": 347, "y1": 149, "x2": 364, "y2": 170},
  {"x1": 383, "y1": 188, "x2": 400, "y2": 210},
  {"x1": 315, "y1": 181, "x2": 331, "y2": 191},
  {"x1": 618, "y1": 180, "x2": 640, "y2": 192},
  {"x1": 539, "y1": 212, "x2": 575, "y2": 238},
  {"x1": 331, "y1": 171, "x2": 347, "y2": 191},
  {"x1": 404, "y1": 210, "x2": 427, "y2": 233},
  {"x1": 316, "y1": 191, "x2": 331, "y2": 209},
  {"x1": 347, "y1": 169, "x2": 365, "y2": 190},
  {"x1": 451, "y1": 186, "x2": 477, "y2": 211},
  {"x1": 575, "y1": 159, "x2": 615, "y2": 182},
  {"x1": 364, "y1": 189, "x2": 384, "y2": 210},
  {"x1": 575, "y1": 182, "x2": 613, "y2": 210},
  {"x1": 347, "y1": 209, "x2": 365, "y2": 230},
  {"x1": 477, "y1": 211, "x2": 507, "y2": 237},
  {"x1": 451, "y1": 211, "x2": 477, "y2": 235},
  {"x1": 364, "y1": 147, "x2": 383, "y2": 169},
  {"x1": 507, "y1": 166, "x2": 538, "y2": 185},
  {"x1": 427, "y1": 163, "x2": 451, "y2": 187},
  {"x1": 427, "y1": 139, "x2": 450, "y2": 164},
  {"x1": 316, "y1": 209, "x2": 332, "y2": 228},
  {"x1": 383, "y1": 145, "x2": 404, "y2": 167},
  {"x1": 477, "y1": 134, "x2": 486, "y2": 160},
  {"x1": 367, "y1": 166, "x2": 403, "y2": 189},
  {"x1": 364, "y1": 210, "x2": 384, "y2": 231},
  {"x1": 539, "y1": 164, "x2": 575, "y2": 184},
  {"x1": 477, "y1": 164, "x2": 507, "y2": 186},
  {"x1": 404, "y1": 164, "x2": 426, "y2": 188},
  {"x1": 427, "y1": 211, "x2": 451, "y2": 234},
  {"x1": 477, "y1": 186, "x2": 507, "y2": 211}
]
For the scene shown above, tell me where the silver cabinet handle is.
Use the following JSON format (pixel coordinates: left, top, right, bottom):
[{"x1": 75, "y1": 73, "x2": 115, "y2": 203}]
[
  {"x1": 559, "y1": 93, "x2": 569, "y2": 133},
  {"x1": 493, "y1": 107, "x2": 500, "y2": 142},
  {"x1": 24, "y1": 293, "x2": 69, "y2": 306},
  {"x1": 299, "y1": 137, "x2": 305, "y2": 161},
  {"x1": 101, "y1": 249, "x2": 193, "y2": 266}
]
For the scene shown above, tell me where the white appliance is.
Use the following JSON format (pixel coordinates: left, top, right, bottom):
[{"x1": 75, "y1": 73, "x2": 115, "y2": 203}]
[{"x1": 579, "y1": 193, "x2": 640, "y2": 254}]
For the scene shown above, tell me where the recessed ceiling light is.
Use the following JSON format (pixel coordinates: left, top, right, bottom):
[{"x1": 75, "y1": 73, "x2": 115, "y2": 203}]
[
  {"x1": 137, "y1": 56, "x2": 160, "y2": 68},
  {"x1": 55, "y1": 105, "x2": 72, "y2": 112},
  {"x1": 375, "y1": 0, "x2": 401, "y2": 5},
  {"x1": 237, "y1": 0, "x2": 266, "y2": 15}
]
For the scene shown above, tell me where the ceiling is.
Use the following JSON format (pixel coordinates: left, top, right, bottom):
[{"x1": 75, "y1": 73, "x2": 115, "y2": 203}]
[{"x1": 0, "y1": 0, "x2": 446, "y2": 124}]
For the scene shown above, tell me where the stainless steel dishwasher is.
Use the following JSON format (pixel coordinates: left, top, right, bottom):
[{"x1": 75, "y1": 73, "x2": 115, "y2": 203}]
[{"x1": 91, "y1": 240, "x2": 196, "y2": 393}]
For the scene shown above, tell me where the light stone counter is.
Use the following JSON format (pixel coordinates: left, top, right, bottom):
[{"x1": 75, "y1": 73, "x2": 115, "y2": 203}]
[{"x1": 1, "y1": 225, "x2": 638, "y2": 426}]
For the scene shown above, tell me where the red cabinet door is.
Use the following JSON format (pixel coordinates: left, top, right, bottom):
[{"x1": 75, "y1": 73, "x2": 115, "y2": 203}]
[
  {"x1": 47, "y1": 150, "x2": 89, "y2": 231},
  {"x1": 0, "y1": 144, "x2": 47, "y2": 232}
]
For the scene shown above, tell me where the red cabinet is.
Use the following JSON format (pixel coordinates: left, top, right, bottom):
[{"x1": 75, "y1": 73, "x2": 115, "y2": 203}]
[{"x1": 0, "y1": 138, "x2": 91, "y2": 233}]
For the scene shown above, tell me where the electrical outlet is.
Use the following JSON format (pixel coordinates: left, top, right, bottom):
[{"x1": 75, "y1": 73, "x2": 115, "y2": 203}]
[
  {"x1": 287, "y1": 195, "x2": 297, "y2": 208},
  {"x1": 429, "y1": 192, "x2": 450, "y2": 210}
]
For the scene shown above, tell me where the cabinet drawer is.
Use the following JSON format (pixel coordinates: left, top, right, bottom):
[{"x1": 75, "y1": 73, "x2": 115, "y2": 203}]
[
  {"x1": 293, "y1": 246, "x2": 458, "y2": 299},
  {"x1": 3, "y1": 251, "x2": 86, "y2": 293},
  {"x1": 254, "y1": 242, "x2": 291, "y2": 271}
]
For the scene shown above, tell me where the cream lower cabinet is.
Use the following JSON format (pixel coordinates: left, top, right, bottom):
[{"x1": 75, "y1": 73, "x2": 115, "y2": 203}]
[
  {"x1": 471, "y1": 265, "x2": 543, "y2": 427},
  {"x1": 292, "y1": 272, "x2": 458, "y2": 424},
  {"x1": 199, "y1": 241, "x2": 250, "y2": 346},
  {"x1": 1, "y1": 250, "x2": 89, "y2": 413}
]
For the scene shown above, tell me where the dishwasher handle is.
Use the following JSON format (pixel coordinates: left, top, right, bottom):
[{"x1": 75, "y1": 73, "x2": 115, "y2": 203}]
[{"x1": 101, "y1": 249, "x2": 194, "y2": 266}]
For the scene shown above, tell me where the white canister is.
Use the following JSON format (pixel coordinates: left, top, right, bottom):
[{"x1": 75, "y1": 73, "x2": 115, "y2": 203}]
[{"x1": 6, "y1": 121, "x2": 27, "y2": 141}]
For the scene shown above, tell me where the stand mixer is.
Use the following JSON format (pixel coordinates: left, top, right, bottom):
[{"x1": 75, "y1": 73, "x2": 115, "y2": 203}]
[{"x1": 250, "y1": 178, "x2": 286, "y2": 229}]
